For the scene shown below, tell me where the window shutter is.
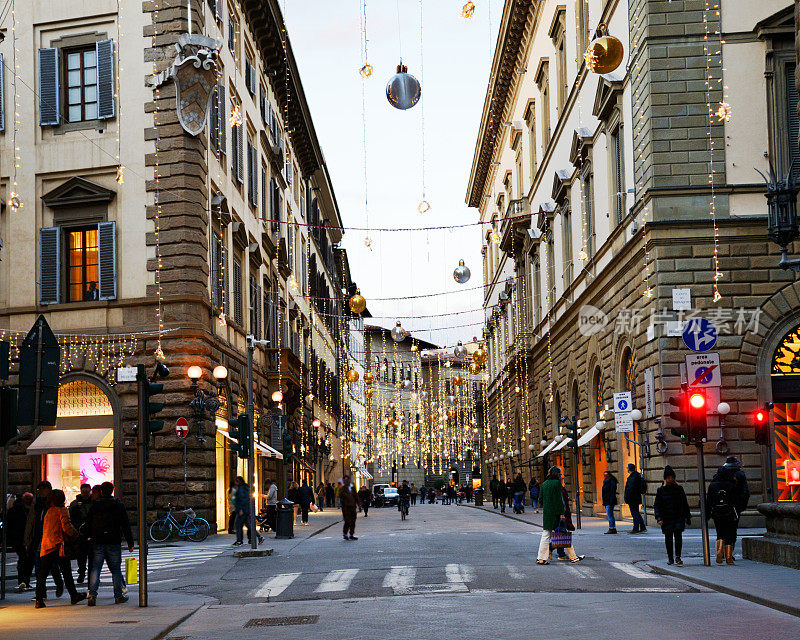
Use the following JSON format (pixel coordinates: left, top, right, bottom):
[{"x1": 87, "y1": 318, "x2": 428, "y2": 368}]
[
  {"x1": 210, "y1": 86, "x2": 219, "y2": 151},
  {"x1": 233, "y1": 259, "x2": 243, "y2": 325},
  {"x1": 96, "y1": 39, "x2": 115, "y2": 120},
  {"x1": 785, "y1": 62, "x2": 799, "y2": 182},
  {"x1": 261, "y1": 165, "x2": 267, "y2": 220},
  {"x1": 215, "y1": 0, "x2": 224, "y2": 24},
  {"x1": 237, "y1": 123, "x2": 244, "y2": 183},
  {"x1": 97, "y1": 221, "x2": 117, "y2": 300},
  {"x1": 210, "y1": 236, "x2": 219, "y2": 307},
  {"x1": 218, "y1": 84, "x2": 226, "y2": 154},
  {"x1": 39, "y1": 227, "x2": 60, "y2": 305},
  {"x1": 259, "y1": 84, "x2": 266, "y2": 124},
  {"x1": 231, "y1": 123, "x2": 238, "y2": 177},
  {"x1": 0, "y1": 53, "x2": 5, "y2": 132},
  {"x1": 38, "y1": 48, "x2": 60, "y2": 126},
  {"x1": 247, "y1": 137, "x2": 255, "y2": 204}
]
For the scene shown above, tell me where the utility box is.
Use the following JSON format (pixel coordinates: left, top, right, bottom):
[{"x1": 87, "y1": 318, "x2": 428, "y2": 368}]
[{"x1": 275, "y1": 498, "x2": 294, "y2": 539}]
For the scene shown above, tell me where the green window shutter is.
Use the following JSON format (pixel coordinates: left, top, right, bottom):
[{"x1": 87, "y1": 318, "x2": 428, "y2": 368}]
[
  {"x1": 39, "y1": 227, "x2": 61, "y2": 305},
  {"x1": 97, "y1": 221, "x2": 117, "y2": 300},
  {"x1": 38, "y1": 48, "x2": 60, "y2": 126},
  {"x1": 0, "y1": 53, "x2": 5, "y2": 132},
  {"x1": 96, "y1": 39, "x2": 115, "y2": 120}
]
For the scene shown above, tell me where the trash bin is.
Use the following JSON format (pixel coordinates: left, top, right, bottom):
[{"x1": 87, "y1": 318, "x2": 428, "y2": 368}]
[
  {"x1": 276, "y1": 498, "x2": 294, "y2": 539},
  {"x1": 474, "y1": 488, "x2": 484, "y2": 506}
]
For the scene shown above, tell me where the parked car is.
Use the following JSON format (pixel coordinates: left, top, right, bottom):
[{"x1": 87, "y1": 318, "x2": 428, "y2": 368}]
[{"x1": 372, "y1": 484, "x2": 399, "y2": 507}]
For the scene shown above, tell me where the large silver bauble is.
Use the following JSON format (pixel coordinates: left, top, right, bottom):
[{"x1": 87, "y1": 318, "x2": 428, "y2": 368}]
[
  {"x1": 386, "y1": 63, "x2": 421, "y2": 111},
  {"x1": 402, "y1": 378, "x2": 413, "y2": 390},
  {"x1": 453, "y1": 341, "x2": 468, "y2": 358},
  {"x1": 446, "y1": 395, "x2": 457, "y2": 407},
  {"x1": 453, "y1": 259, "x2": 471, "y2": 284},
  {"x1": 391, "y1": 321, "x2": 407, "y2": 342},
  {"x1": 430, "y1": 401, "x2": 439, "y2": 411}
]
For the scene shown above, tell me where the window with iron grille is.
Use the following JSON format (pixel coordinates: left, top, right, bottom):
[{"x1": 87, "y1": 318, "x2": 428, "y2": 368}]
[{"x1": 233, "y1": 256, "x2": 243, "y2": 326}]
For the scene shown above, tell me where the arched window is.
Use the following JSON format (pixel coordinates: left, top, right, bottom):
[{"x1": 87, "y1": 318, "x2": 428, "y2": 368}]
[
  {"x1": 591, "y1": 366, "x2": 604, "y2": 422},
  {"x1": 621, "y1": 348, "x2": 636, "y2": 402}
]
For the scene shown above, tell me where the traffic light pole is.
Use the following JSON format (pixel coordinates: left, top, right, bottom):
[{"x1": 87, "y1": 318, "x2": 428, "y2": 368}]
[
  {"x1": 136, "y1": 365, "x2": 149, "y2": 607},
  {"x1": 696, "y1": 444, "x2": 711, "y2": 567},
  {"x1": 246, "y1": 337, "x2": 257, "y2": 550}
]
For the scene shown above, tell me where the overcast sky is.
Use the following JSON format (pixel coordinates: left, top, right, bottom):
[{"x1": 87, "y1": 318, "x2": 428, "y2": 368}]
[{"x1": 285, "y1": 0, "x2": 504, "y2": 348}]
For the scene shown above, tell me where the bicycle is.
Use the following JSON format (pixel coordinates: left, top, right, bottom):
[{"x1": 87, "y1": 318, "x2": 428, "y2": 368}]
[
  {"x1": 399, "y1": 498, "x2": 409, "y2": 521},
  {"x1": 149, "y1": 503, "x2": 210, "y2": 542}
]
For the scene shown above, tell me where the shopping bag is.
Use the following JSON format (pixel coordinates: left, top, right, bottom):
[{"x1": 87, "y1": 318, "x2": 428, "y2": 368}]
[
  {"x1": 311, "y1": 504, "x2": 319, "y2": 513},
  {"x1": 550, "y1": 524, "x2": 572, "y2": 549},
  {"x1": 125, "y1": 556, "x2": 138, "y2": 585}
]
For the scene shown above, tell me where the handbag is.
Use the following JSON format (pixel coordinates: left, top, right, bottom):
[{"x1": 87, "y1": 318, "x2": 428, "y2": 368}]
[{"x1": 550, "y1": 523, "x2": 573, "y2": 549}]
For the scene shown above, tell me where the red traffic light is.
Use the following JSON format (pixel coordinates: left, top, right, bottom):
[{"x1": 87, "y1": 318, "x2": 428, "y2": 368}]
[
  {"x1": 754, "y1": 410, "x2": 766, "y2": 423},
  {"x1": 689, "y1": 393, "x2": 706, "y2": 409}
]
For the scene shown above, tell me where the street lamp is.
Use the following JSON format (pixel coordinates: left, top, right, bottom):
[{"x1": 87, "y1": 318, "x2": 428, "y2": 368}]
[
  {"x1": 758, "y1": 162, "x2": 800, "y2": 272},
  {"x1": 188, "y1": 365, "x2": 226, "y2": 443}
]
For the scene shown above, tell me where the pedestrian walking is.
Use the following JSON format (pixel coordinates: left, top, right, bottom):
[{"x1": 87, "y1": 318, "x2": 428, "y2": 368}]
[
  {"x1": 505, "y1": 479, "x2": 514, "y2": 510},
  {"x1": 334, "y1": 481, "x2": 342, "y2": 507},
  {"x1": 552, "y1": 482, "x2": 584, "y2": 562},
  {"x1": 340, "y1": 475, "x2": 359, "y2": 540},
  {"x1": 707, "y1": 465, "x2": 742, "y2": 565},
  {"x1": 419, "y1": 486, "x2": 427, "y2": 504},
  {"x1": 34, "y1": 489, "x2": 86, "y2": 608},
  {"x1": 325, "y1": 482, "x2": 335, "y2": 508},
  {"x1": 358, "y1": 485, "x2": 372, "y2": 517},
  {"x1": 232, "y1": 476, "x2": 263, "y2": 546},
  {"x1": 512, "y1": 474, "x2": 526, "y2": 514},
  {"x1": 263, "y1": 478, "x2": 278, "y2": 532},
  {"x1": 68, "y1": 483, "x2": 92, "y2": 584},
  {"x1": 528, "y1": 478, "x2": 540, "y2": 512},
  {"x1": 227, "y1": 484, "x2": 236, "y2": 534},
  {"x1": 298, "y1": 480, "x2": 314, "y2": 526},
  {"x1": 287, "y1": 481, "x2": 301, "y2": 524},
  {"x1": 7, "y1": 492, "x2": 34, "y2": 591},
  {"x1": 490, "y1": 475, "x2": 499, "y2": 509},
  {"x1": 602, "y1": 471, "x2": 619, "y2": 534},
  {"x1": 624, "y1": 463, "x2": 647, "y2": 533},
  {"x1": 653, "y1": 466, "x2": 691, "y2": 566},
  {"x1": 496, "y1": 478, "x2": 508, "y2": 513},
  {"x1": 537, "y1": 467, "x2": 583, "y2": 564},
  {"x1": 27, "y1": 481, "x2": 64, "y2": 597},
  {"x1": 718, "y1": 455, "x2": 749, "y2": 561},
  {"x1": 316, "y1": 483, "x2": 326, "y2": 512},
  {"x1": 85, "y1": 482, "x2": 132, "y2": 606},
  {"x1": 410, "y1": 483, "x2": 418, "y2": 505}
]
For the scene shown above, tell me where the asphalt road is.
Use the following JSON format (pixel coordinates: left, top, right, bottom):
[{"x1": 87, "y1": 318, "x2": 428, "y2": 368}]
[{"x1": 160, "y1": 504, "x2": 800, "y2": 640}]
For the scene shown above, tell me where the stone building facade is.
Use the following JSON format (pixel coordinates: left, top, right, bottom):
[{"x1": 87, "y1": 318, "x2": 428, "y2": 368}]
[
  {"x1": 1, "y1": 0, "x2": 356, "y2": 534},
  {"x1": 467, "y1": 0, "x2": 800, "y2": 525}
]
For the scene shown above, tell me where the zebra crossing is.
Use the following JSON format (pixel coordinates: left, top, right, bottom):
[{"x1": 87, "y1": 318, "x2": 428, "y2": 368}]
[
  {"x1": 248, "y1": 560, "x2": 687, "y2": 601},
  {"x1": 90, "y1": 542, "x2": 231, "y2": 582}
]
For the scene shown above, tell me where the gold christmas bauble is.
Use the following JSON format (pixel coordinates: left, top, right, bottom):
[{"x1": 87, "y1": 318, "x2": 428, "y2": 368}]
[
  {"x1": 468, "y1": 362, "x2": 481, "y2": 375},
  {"x1": 365, "y1": 388, "x2": 374, "y2": 399},
  {"x1": 585, "y1": 23, "x2": 624, "y2": 75},
  {"x1": 473, "y1": 346, "x2": 488, "y2": 365},
  {"x1": 364, "y1": 371, "x2": 375, "y2": 385},
  {"x1": 346, "y1": 368, "x2": 359, "y2": 383},
  {"x1": 447, "y1": 409, "x2": 456, "y2": 420},
  {"x1": 349, "y1": 290, "x2": 367, "y2": 314},
  {"x1": 453, "y1": 374, "x2": 464, "y2": 387}
]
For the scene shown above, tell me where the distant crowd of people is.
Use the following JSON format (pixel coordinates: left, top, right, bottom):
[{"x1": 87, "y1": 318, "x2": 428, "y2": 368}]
[{"x1": 5, "y1": 480, "x2": 134, "y2": 608}]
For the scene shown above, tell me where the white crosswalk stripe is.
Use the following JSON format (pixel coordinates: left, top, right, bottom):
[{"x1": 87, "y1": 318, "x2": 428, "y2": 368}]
[
  {"x1": 253, "y1": 573, "x2": 301, "y2": 598},
  {"x1": 316, "y1": 569, "x2": 359, "y2": 592},
  {"x1": 609, "y1": 562, "x2": 658, "y2": 579},
  {"x1": 505, "y1": 564, "x2": 524, "y2": 579},
  {"x1": 564, "y1": 565, "x2": 600, "y2": 579},
  {"x1": 445, "y1": 563, "x2": 474, "y2": 583},
  {"x1": 382, "y1": 566, "x2": 416, "y2": 591}
]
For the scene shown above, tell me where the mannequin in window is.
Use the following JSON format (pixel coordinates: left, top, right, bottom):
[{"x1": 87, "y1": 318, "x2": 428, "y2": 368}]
[{"x1": 85, "y1": 281, "x2": 99, "y2": 301}]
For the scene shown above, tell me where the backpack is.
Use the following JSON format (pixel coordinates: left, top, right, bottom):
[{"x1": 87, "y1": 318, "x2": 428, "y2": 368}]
[{"x1": 711, "y1": 488, "x2": 737, "y2": 522}]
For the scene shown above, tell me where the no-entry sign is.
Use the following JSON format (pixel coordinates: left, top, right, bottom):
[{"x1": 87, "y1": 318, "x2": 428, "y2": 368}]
[{"x1": 176, "y1": 417, "x2": 189, "y2": 438}]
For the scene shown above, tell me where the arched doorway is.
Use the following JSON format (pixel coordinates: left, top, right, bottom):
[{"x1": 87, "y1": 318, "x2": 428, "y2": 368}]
[
  {"x1": 618, "y1": 347, "x2": 639, "y2": 517},
  {"x1": 770, "y1": 327, "x2": 800, "y2": 502},
  {"x1": 591, "y1": 365, "x2": 607, "y2": 515}
]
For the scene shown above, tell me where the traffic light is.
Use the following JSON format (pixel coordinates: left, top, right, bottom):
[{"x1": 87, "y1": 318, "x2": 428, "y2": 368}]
[
  {"x1": 754, "y1": 402, "x2": 773, "y2": 445},
  {"x1": 566, "y1": 419, "x2": 580, "y2": 450},
  {"x1": 229, "y1": 414, "x2": 250, "y2": 459},
  {"x1": 0, "y1": 387, "x2": 18, "y2": 447},
  {"x1": 668, "y1": 389, "x2": 690, "y2": 441},
  {"x1": 669, "y1": 387, "x2": 707, "y2": 444},
  {"x1": 141, "y1": 362, "x2": 169, "y2": 436}
]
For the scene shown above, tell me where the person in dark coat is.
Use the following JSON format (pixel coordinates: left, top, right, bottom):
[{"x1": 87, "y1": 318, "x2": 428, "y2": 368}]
[
  {"x1": 25, "y1": 481, "x2": 64, "y2": 597},
  {"x1": 496, "y1": 478, "x2": 508, "y2": 513},
  {"x1": 512, "y1": 474, "x2": 527, "y2": 513},
  {"x1": 357, "y1": 485, "x2": 372, "y2": 517},
  {"x1": 340, "y1": 475, "x2": 359, "y2": 540},
  {"x1": 721, "y1": 456, "x2": 750, "y2": 520},
  {"x1": 68, "y1": 484, "x2": 92, "y2": 584},
  {"x1": 707, "y1": 465, "x2": 740, "y2": 565},
  {"x1": 419, "y1": 486, "x2": 427, "y2": 504},
  {"x1": 298, "y1": 481, "x2": 314, "y2": 526},
  {"x1": 653, "y1": 466, "x2": 691, "y2": 566},
  {"x1": 232, "y1": 476, "x2": 264, "y2": 546},
  {"x1": 529, "y1": 478, "x2": 540, "y2": 512},
  {"x1": 7, "y1": 492, "x2": 34, "y2": 591},
  {"x1": 601, "y1": 471, "x2": 619, "y2": 534},
  {"x1": 489, "y1": 475, "x2": 499, "y2": 509},
  {"x1": 536, "y1": 467, "x2": 582, "y2": 564},
  {"x1": 505, "y1": 479, "x2": 515, "y2": 510},
  {"x1": 325, "y1": 482, "x2": 335, "y2": 508},
  {"x1": 624, "y1": 464, "x2": 647, "y2": 533}
]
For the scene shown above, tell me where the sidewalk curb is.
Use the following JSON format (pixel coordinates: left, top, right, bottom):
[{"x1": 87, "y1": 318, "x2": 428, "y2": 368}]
[
  {"x1": 464, "y1": 504, "x2": 543, "y2": 529},
  {"x1": 646, "y1": 563, "x2": 800, "y2": 620},
  {"x1": 308, "y1": 518, "x2": 342, "y2": 538},
  {"x1": 151, "y1": 601, "x2": 212, "y2": 640}
]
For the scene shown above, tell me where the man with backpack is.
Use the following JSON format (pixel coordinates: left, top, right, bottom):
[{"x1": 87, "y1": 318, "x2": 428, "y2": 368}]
[{"x1": 707, "y1": 465, "x2": 743, "y2": 565}]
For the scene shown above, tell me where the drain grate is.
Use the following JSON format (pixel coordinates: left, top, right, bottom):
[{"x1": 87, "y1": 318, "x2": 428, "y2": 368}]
[
  {"x1": 171, "y1": 585, "x2": 208, "y2": 591},
  {"x1": 244, "y1": 615, "x2": 319, "y2": 628}
]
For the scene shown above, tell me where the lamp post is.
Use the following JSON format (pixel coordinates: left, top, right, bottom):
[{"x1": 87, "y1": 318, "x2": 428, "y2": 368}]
[
  {"x1": 757, "y1": 162, "x2": 800, "y2": 272},
  {"x1": 187, "y1": 365, "x2": 227, "y2": 442}
]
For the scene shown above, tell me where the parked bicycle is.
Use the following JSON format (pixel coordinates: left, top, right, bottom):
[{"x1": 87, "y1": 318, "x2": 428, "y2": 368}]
[{"x1": 149, "y1": 503, "x2": 210, "y2": 542}]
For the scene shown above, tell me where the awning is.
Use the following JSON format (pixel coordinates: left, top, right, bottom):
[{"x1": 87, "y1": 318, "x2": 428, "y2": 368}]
[
  {"x1": 254, "y1": 441, "x2": 284, "y2": 460},
  {"x1": 357, "y1": 465, "x2": 373, "y2": 480},
  {"x1": 27, "y1": 428, "x2": 113, "y2": 456},
  {"x1": 538, "y1": 439, "x2": 558, "y2": 458},
  {"x1": 577, "y1": 422, "x2": 603, "y2": 447},
  {"x1": 294, "y1": 456, "x2": 314, "y2": 473},
  {"x1": 554, "y1": 437, "x2": 571, "y2": 451}
]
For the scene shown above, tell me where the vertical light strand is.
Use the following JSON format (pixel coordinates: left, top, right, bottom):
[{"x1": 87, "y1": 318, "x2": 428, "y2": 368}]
[
  {"x1": 359, "y1": 0, "x2": 372, "y2": 249},
  {"x1": 417, "y1": 0, "x2": 428, "y2": 214},
  {"x1": 152, "y1": 0, "x2": 164, "y2": 360},
  {"x1": 9, "y1": 0, "x2": 21, "y2": 211},
  {"x1": 115, "y1": 0, "x2": 124, "y2": 184}
]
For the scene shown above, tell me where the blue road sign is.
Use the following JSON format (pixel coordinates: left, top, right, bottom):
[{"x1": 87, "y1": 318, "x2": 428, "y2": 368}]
[{"x1": 682, "y1": 317, "x2": 717, "y2": 353}]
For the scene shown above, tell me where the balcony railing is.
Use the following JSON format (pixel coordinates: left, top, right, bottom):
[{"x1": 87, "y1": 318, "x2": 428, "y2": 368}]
[{"x1": 500, "y1": 198, "x2": 531, "y2": 253}]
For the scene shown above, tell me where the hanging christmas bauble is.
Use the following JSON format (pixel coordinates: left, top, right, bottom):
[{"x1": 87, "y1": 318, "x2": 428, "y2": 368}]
[
  {"x1": 349, "y1": 289, "x2": 367, "y2": 314},
  {"x1": 473, "y1": 346, "x2": 488, "y2": 365},
  {"x1": 454, "y1": 341, "x2": 468, "y2": 358},
  {"x1": 359, "y1": 62, "x2": 374, "y2": 78},
  {"x1": 430, "y1": 401, "x2": 439, "y2": 411},
  {"x1": 468, "y1": 362, "x2": 481, "y2": 375},
  {"x1": 386, "y1": 62, "x2": 421, "y2": 110},
  {"x1": 461, "y1": 1, "x2": 475, "y2": 19},
  {"x1": 490, "y1": 229, "x2": 501, "y2": 245},
  {"x1": 365, "y1": 388, "x2": 374, "y2": 399},
  {"x1": 453, "y1": 259, "x2": 471, "y2": 284},
  {"x1": 453, "y1": 374, "x2": 464, "y2": 387},
  {"x1": 364, "y1": 371, "x2": 375, "y2": 385},
  {"x1": 447, "y1": 409, "x2": 456, "y2": 420},
  {"x1": 418, "y1": 200, "x2": 431, "y2": 215},
  {"x1": 391, "y1": 321, "x2": 407, "y2": 342},
  {"x1": 346, "y1": 368, "x2": 360, "y2": 383},
  {"x1": 364, "y1": 236, "x2": 373, "y2": 249},
  {"x1": 584, "y1": 23, "x2": 625, "y2": 75},
  {"x1": 446, "y1": 395, "x2": 457, "y2": 407},
  {"x1": 402, "y1": 378, "x2": 413, "y2": 390},
  {"x1": 420, "y1": 390, "x2": 429, "y2": 401}
]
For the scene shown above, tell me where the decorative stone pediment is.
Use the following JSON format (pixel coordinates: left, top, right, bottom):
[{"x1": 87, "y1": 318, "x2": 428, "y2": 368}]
[
  {"x1": 551, "y1": 168, "x2": 572, "y2": 204},
  {"x1": 536, "y1": 201, "x2": 556, "y2": 231},
  {"x1": 755, "y1": 6, "x2": 794, "y2": 39},
  {"x1": 569, "y1": 127, "x2": 594, "y2": 168},
  {"x1": 42, "y1": 177, "x2": 116, "y2": 208},
  {"x1": 592, "y1": 78, "x2": 624, "y2": 122}
]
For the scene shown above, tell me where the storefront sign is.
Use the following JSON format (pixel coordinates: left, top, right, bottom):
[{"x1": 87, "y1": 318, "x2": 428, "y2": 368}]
[
  {"x1": 117, "y1": 366, "x2": 138, "y2": 382},
  {"x1": 613, "y1": 391, "x2": 633, "y2": 433}
]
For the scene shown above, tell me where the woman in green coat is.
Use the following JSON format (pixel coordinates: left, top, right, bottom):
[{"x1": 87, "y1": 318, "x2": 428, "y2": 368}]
[{"x1": 537, "y1": 467, "x2": 583, "y2": 564}]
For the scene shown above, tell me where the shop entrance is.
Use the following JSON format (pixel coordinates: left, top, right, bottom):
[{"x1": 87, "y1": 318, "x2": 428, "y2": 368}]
[{"x1": 770, "y1": 326, "x2": 800, "y2": 502}]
